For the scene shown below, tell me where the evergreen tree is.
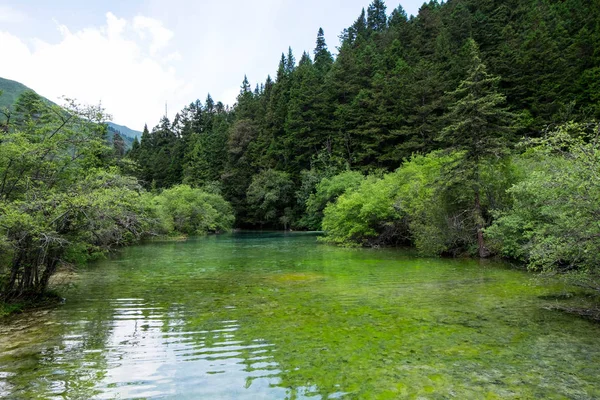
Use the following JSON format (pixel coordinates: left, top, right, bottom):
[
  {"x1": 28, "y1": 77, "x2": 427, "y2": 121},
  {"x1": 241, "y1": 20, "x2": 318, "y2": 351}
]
[
  {"x1": 134, "y1": 124, "x2": 154, "y2": 187},
  {"x1": 265, "y1": 54, "x2": 293, "y2": 169},
  {"x1": 313, "y1": 28, "x2": 334, "y2": 75},
  {"x1": 241, "y1": 75, "x2": 251, "y2": 94},
  {"x1": 150, "y1": 116, "x2": 179, "y2": 188},
  {"x1": 130, "y1": 136, "x2": 140, "y2": 155},
  {"x1": 284, "y1": 52, "x2": 320, "y2": 173},
  {"x1": 112, "y1": 132, "x2": 126, "y2": 158},
  {"x1": 367, "y1": 0, "x2": 387, "y2": 32},
  {"x1": 205, "y1": 93, "x2": 215, "y2": 112},
  {"x1": 388, "y1": 5, "x2": 407, "y2": 28},
  {"x1": 395, "y1": 59, "x2": 446, "y2": 157},
  {"x1": 440, "y1": 39, "x2": 515, "y2": 257},
  {"x1": 286, "y1": 47, "x2": 296, "y2": 74},
  {"x1": 347, "y1": 8, "x2": 368, "y2": 44}
]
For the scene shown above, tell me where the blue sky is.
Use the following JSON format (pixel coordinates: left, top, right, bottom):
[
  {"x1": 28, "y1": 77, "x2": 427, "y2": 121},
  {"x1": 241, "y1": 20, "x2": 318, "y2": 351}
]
[{"x1": 0, "y1": 0, "x2": 424, "y2": 130}]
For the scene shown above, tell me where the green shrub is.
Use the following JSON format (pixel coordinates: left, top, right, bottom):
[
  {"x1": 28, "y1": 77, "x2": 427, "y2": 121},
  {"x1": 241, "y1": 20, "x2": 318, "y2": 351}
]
[
  {"x1": 321, "y1": 151, "x2": 515, "y2": 255},
  {"x1": 486, "y1": 123, "x2": 600, "y2": 292},
  {"x1": 154, "y1": 185, "x2": 234, "y2": 235},
  {"x1": 302, "y1": 171, "x2": 364, "y2": 230}
]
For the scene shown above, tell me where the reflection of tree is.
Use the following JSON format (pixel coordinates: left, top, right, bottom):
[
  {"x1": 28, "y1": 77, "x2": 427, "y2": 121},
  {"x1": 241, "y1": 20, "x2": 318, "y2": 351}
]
[
  {"x1": 0, "y1": 295, "x2": 116, "y2": 399},
  {"x1": 4, "y1": 233, "x2": 596, "y2": 399},
  {"x1": 0, "y1": 234, "x2": 297, "y2": 399}
]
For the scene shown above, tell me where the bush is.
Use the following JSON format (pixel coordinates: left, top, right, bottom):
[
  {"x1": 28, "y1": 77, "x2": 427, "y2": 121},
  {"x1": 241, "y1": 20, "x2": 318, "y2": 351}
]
[
  {"x1": 302, "y1": 170, "x2": 364, "y2": 230},
  {"x1": 246, "y1": 169, "x2": 295, "y2": 228},
  {"x1": 154, "y1": 185, "x2": 234, "y2": 235},
  {"x1": 321, "y1": 151, "x2": 516, "y2": 255},
  {"x1": 322, "y1": 175, "x2": 401, "y2": 246},
  {"x1": 486, "y1": 122, "x2": 600, "y2": 292}
]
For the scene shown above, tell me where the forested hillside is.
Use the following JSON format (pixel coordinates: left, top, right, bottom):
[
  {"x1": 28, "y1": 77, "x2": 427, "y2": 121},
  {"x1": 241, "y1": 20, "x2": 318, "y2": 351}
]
[
  {"x1": 128, "y1": 0, "x2": 600, "y2": 291},
  {"x1": 0, "y1": 78, "x2": 34, "y2": 110},
  {"x1": 131, "y1": 0, "x2": 599, "y2": 226},
  {"x1": 3, "y1": 0, "x2": 598, "y2": 300},
  {"x1": 0, "y1": 91, "x2": 234, "y2": 301},
  {"x1": 0, "y1": 77, "x2": 142, "y2": 151}
]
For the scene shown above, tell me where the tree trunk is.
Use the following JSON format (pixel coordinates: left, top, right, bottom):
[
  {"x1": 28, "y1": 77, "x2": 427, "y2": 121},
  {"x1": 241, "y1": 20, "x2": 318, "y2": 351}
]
[
  {"x1": 474, "y1": 189, "x2": 490, "y2": 258},
  {"x1": 39, "y1": 257, "x2": 59, "y2": 293}
]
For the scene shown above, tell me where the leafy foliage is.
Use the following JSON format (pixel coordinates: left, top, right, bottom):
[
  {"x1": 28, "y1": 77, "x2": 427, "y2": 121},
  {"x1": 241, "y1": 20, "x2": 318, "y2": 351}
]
[
  {"x1": 321, "y1": 151, "x2": 518, "y2": 255},
  {"x1": 0, "y1": 91, "x2": 154, "y2": 298},
  {"x1": 487, "y1": 123, "x2": 600, "y2": 292},
  {"x1": 246, "y1": 170, "x2": 295, "y2": 228},
  {"x1": 303, "y1": 171, "x2": 364, "y2": 230},
  {"x1": 0, "y1": 91, "x2": 235, "y2": 299},
  {"x1": 154, "y1": 185, "x2": 234, "y2": 235}
]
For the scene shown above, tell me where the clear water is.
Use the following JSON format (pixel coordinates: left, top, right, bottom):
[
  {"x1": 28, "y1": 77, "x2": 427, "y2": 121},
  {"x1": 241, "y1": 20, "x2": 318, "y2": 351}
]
[{"x1": 1, "y1": 232, "x2": 599, "y2": 399}]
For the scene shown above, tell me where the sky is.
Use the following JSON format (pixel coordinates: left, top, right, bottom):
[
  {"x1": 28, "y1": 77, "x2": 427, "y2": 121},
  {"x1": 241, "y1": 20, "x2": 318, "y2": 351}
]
[{"x1": 0, "y1": 0, "x2": 423, "y2": 131}]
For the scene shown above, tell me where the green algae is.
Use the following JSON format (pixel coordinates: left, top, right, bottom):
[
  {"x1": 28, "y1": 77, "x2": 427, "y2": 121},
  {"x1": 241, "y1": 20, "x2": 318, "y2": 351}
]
[{"x1": 0, "y1": 232, "x2": 599, "y2": 399}]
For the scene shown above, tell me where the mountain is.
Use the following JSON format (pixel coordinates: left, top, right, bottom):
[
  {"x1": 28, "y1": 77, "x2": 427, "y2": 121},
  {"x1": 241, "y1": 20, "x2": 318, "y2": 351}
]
[
  {"x1": 106, "y1": 122, "x2": 142, "y2": 140},
  {"x1": 107, "y1": 124, "x2": 135, "y2": 149},
  {"x1": 0, "y1": 77, "x2": 142, "y2": 147},
  {"x1": 0, "y1": 77, "x2": 50, "y2": 109}
]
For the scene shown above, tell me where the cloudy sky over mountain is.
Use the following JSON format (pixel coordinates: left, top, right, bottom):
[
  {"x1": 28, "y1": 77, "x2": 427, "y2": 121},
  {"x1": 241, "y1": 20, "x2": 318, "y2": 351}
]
[{"x1": 0, "y1": 1, "x2": 422, "y2": 129}]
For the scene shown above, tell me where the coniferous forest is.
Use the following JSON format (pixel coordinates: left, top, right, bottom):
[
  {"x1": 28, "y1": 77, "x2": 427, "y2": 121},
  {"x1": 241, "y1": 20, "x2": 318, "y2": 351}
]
[
  {"x1": 3, "y1": 1, "x2": 600, "y2": 397},
  {"x1": 1, "y1": 0, "x2": 600, "y2": 303},
  {"x1": 127, "y1": 0, "x2": 600, "y2": 291}
]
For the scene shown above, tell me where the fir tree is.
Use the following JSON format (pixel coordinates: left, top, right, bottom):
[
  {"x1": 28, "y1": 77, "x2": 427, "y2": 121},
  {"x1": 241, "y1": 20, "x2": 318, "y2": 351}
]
[
  {"x1": 285, "y1": 47, "x2": 296, "y2": 74},
  {"x1": 241, "y1": 75, "x2": 251, "y2": 93},
  {"x1": 347, "y1": 9, "x2": 367, "y2": 44},
  {"x1": 112, "y1": 132, "x2": 126, "y2": 158},
  {"x1": 367, "y1": 0, "x2": 387, "y2": 32},
  {"x1": 440, "y1": 39, "x2": 515, "y2": 257},
  {"x1": 313, "y1": 28, "x2": 334, "y2": 75}
]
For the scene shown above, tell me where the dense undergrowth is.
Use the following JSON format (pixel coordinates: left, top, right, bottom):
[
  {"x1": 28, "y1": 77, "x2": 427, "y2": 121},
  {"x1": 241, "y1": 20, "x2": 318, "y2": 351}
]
[
  {"x1": 2, "y1": 0, "x2": 600, "y2": 313},
  {"x1": 320, "y1": 122, "x2": 600, "y2": 296},
  {"x1": 0, "y1": 92, "x2": 234, "y2": 303}
]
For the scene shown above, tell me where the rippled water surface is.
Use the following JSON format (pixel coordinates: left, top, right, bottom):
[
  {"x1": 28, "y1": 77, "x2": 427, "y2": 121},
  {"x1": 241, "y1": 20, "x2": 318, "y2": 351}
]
[{"x1": 1, "y1": 232, "x2": 600, "y2": 399}]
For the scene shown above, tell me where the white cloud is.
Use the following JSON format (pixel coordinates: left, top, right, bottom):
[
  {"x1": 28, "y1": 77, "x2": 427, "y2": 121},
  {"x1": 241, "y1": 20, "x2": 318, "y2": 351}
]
[
  {"x1": 0, "y1": 5, "x2": 27, "y2": 24},
  {"x1": 133, "y1": 15, "x2": 174, "y2": 55},
  {"x1": 0, "y1": 12, "x2": 190, "y2": 130}
]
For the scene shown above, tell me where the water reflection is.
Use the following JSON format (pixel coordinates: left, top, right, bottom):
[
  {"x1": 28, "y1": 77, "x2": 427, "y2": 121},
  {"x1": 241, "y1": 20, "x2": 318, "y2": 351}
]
[
  {"x1": 89, "y1": 298, "x2": 282, "y2": 399},
  {"x1": 0, "y1": 299, "x2": 291, "y2": 399},
  {"x1": 0, "y1": 232, "x2": 599, "y2": 399}
]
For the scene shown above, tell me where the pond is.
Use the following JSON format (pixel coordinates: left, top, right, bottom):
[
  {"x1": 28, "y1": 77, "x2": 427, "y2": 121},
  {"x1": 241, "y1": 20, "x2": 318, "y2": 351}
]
[{"x1": 1, "y1": 232, "x2": 599, "y2": 399}]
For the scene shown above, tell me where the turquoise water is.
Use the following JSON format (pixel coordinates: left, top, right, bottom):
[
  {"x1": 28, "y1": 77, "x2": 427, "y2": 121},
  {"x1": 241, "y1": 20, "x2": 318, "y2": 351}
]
[{"x1": 1, "y1": 232, "x2": 599, "y2": 399}]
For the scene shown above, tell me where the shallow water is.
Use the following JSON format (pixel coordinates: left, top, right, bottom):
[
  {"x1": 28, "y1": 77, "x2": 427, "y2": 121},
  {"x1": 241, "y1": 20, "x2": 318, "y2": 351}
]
[{"x1": 1, "y1": 232, "x2": 599, "y2": 399}]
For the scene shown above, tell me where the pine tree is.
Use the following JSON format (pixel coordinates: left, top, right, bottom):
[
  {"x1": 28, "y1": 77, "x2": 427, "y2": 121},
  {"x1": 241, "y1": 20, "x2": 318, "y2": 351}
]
[
  {"x1": 440, "y1": 39, "x2": 514, "y2": 257},
  {"x1": 134, "y1": 124, "x2": 154, "y2": 187},
  {"x1": 150, "y1": 116, "x2": 180, "y2": 188},
  {"x1": 284, "y1": 52, "x2": 319, "y2": 173},
  {"x1": 241, "y1": 75, "x2": 251, "y2": 93},
  {"x1": 411, "y1": 1, "x2": 443, "y2": 58},
  {"x1": 131, "y1": 136, "x2": 140, "y2": 153},
  {"x1": 347, "y1": 9, "x2": 367, "y2": 44},
  {"x1": 265, "y1": 54, "x2": 293, "y2": 169},
  {"x1": 367, "y1": 0, "x2": 387, "y2": 32},
  {"x1": 388, "y1": 5, "x2": 407, "y2": 28},
  {"x1": 395, "y1": 60, "x2": 446, "y2": 157},
  {"x1": 313, "y1": 28, "x2": 334, "y2": 75},
  {"x1": 112, "y1": 132, "x2": 126, "y2": 158},
  {"x1": 205, "y1": 93, "x2": 215, "y2": 112},
  {"x1": 286, "y1": 47, "x2": 296, "y2": 74}
]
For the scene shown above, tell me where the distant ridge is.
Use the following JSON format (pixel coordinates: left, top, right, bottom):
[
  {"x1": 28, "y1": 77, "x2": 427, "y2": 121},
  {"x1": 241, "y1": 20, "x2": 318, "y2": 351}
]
[
  {"x1": 106, "y1": 122, "x2": 142, "y2": 140},
  {"x1": 0, "y1": 76, "x2": 142, "y2": 142},
  {"x1": 0, "y1": 77, "x2": 45, "y2": 109}
]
